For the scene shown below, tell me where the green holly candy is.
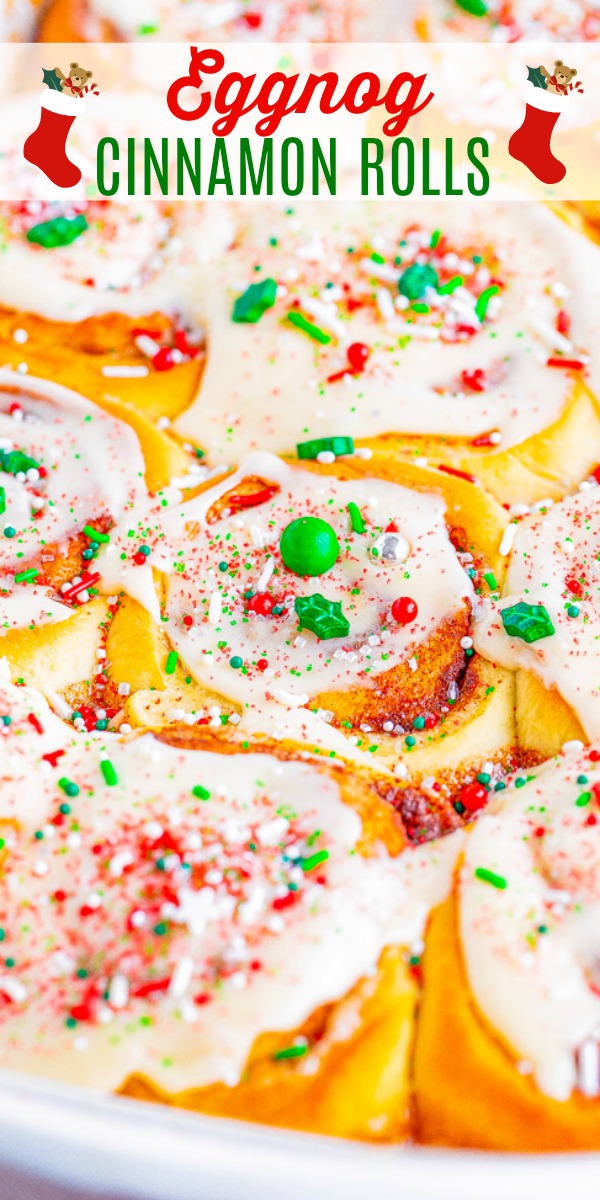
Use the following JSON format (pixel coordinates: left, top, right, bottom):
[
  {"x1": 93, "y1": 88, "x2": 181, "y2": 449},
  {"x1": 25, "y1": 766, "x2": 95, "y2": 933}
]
[
  {"x1": 26, "y1": 214, "x2": 88, "y2": 249},
  {"x1": 500, "y1": 601, "x2": 555, "y2": 644},
  {"x1": 280, "y1": 517, "x2": 339, "y2": 577},
  {"x1": 398, "y1": 263, "x2": 438, "y2": 301},
  {"x1": 295, "y1": 594, "x2": 349, "y2": 640},
  {"x1": 232, "y1": 278, "x2": 277, "y2": 323}
]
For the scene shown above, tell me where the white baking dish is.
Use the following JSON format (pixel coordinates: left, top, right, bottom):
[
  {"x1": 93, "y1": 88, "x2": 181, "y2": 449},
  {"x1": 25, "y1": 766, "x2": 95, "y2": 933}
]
[{"x1": 0, "y1": 1068, "x2": 598, "y2": 1200}]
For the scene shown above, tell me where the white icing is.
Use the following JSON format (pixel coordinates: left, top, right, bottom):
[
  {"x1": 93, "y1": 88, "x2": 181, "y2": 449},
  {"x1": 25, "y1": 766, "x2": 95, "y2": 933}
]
[
  {"x1": 473, "y1": 488, "x2": 600, "y2": 739},
  {"x1": 460, "y1": 746, "x2": 600, "y2": 1100},
  {"x1": 0, "y1": 369, "x2": 147, "y2": 576},
  {"x1": 97, "y1": 451, "x2": 473, "y2": 708},
  {"x1": 0, "y1": 675, "x2": 460, "y2": 1094},
  {"x1": 175, "y1": 198, "x2": 600, "y2": 461}
]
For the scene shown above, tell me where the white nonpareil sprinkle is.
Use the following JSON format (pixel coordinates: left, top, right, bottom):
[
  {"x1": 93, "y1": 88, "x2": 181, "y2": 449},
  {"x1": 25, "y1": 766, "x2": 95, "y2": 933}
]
[{"x1": 0, "y1": 976, "x2": 27, "y2": 1003}]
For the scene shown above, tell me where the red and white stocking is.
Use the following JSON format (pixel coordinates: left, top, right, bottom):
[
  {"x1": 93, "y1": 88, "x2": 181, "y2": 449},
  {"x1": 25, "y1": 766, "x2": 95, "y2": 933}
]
[
  {"x1": 23, "y1": 91, "x2": 86, "y2": 190},
  {"x1": 508, "y1": 86, "x2": 569, "y2": 186}
]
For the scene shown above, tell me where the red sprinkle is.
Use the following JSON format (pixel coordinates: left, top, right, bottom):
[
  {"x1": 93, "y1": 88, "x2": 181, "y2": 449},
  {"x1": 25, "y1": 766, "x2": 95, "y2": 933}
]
[
  {"x1": 62, "y1": 572, "x2": 100, "y2": 604},
  {"x1": 256, "y1": 658, "x2": 269, "y2": 671},
  {"x1": 226, "y1": 486, "x2": 278, "y2": 512},
  {"x1": 589, "y1": 749, "x2": 600, "y2": 763},
  {"x1": 240, "y1": 10, "x2": 262, "y2": 26},
  {"x1": 183, "y1": 615, "x2": 194, "y2": 628},
  {"x1": 556, "y1": 310, "x2": 570, "y2": 336},
  {"x1": 174, "y1": 329, "x2": 200, "y2": 359},
  {"x1": 133, "y1": 552, "x2": 147, "y2": 566},
  {"x1": 391, "y1": 596, "x2": 418, "y2": 626},
  {"x1": 437, "y1": 464, "x2": 477, "y2": 484},
  {"x1": 134, "y1": 978, "x2": 171, "y2": 998},
  {"x1": 27, "y1": 713, "x2": 44, "y2": 735},
  {"x1": 327, "y1": 341, "x2": 370, "y2": 383},
  {"x1": 592, "y1": 783, "x2": 600, "y2": 807},
  {"x1": 546, "y1": 357, "x2": 585, "y2": 370},
  {"x1": 461, "y1": 368, "x2": 486, "y2": 393}
]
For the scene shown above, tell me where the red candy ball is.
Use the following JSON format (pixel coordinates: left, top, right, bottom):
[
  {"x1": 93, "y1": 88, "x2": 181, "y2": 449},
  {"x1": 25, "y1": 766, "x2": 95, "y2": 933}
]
[
  {"x1": 391, "y1": 596, "x2": 418, "y2": 626},
  {"x1": 346, "y1": 342, "x2": 370, "y2": 371},
  {"x1": 459, "y1": 782, "x2": 488, "y2": 813}
]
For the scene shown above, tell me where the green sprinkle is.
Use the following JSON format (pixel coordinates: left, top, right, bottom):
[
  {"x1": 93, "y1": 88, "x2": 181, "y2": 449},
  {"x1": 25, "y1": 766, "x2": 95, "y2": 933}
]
[
  {"x1": 153, "y1": 922, "x2": 168, "y2": 936},
  {"x1": 83, "y1": 526, "x2": 110, "y2": 543},
  {"x1": 230, "y1": 655, "x2": 244, "y2": 669},
  {"x1": 576, "y1": 791, "x2": 592, "y2": 807},
  {"x1": 192, "y1": 785, "x2": 211, "y2": 801},
  {"x1": 287, "y1": 311, "x2": 331, "y2": 344},
  {"x1": 437, "y1": 274, "x2": 463, "y2": 294},
  {"x1": 298, "y1": 849, "x2": 329, "y2": 872},
  {"x1": 0, "y1": 487, "x2": 5, "y2": 516},
  {"x1": 475, "y1": 285, "x2": 499, "y2": 322},
  {"x1": 474, "y1": 867, "x2": 507, "y2": 889},
  {"x1": 297, "y1": 436, "x2": 354, "y2": 460},
  {"x1": 65, "y1": 1016, "x2": 78, "y2": 1029},
  {"x1": 454, "y1": 0, "x2": 489, "y2": 13},
  {"x1": 14, "y1": 569, "x2": 38, "y2": 584},
  {"x1": 232, "y1": 277, "x2": 277, "y2": 324},
  {"x1": 100, "y1": 760, "x2": 118, "y2": 787},
  {"x1": 165, "y1": 651, "x2": 178, "y2": 676},
  {"x1": 413, "y1": 716, "x2": 426, "y2": 730},
  {"x1": 430, "y1": 229, "x2": 441, "y2": 248},
  {"x1": 273, "y1": 1042, "x2": 309, "y2": 1061},
  {"x1": 483, "y1": 571, "x2": 498, "y2": 590},
  {"x1": 567, "y1": 604, "x2": 580, "y2": 618},
  {"x1": 405, "y1": 735, "x2": 416, "y2": 748},
  {"x1": 347, "y1": 501, "x2": 366, "y2": 534},
  {"x1": 3, "y1": 526, "x2": 16, "y2": 539}
]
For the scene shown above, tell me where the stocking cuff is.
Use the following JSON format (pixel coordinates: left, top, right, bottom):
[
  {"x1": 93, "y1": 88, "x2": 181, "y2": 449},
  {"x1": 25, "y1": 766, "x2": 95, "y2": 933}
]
[
  {"x1": 39, "y1": 89, "x2": 87, "y2": 118},
  {"x1": 524, "y1": 84, "x2": 571, "y2": 115}
]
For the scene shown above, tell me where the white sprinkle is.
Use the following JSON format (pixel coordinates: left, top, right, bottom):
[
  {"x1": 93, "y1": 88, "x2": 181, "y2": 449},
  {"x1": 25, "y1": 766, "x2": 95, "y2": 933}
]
[
  {"x1": 109, "y1": 849, "x2": 135, "y2": 878},
  {"x1": 393, "y1": 762, "x2": 408, "y2": 778},
  {"x1": 578, "y1": 1040, "x2": 600, "y2": 1098},
  {"x1": 118, "y1": 682, "x2": 131, "y2": 697},
  {"x1": 102, "y1": 365, "x2": 150, "y2": 379},
  {"x1": 33, "y1": 861, "x2": 48, "y2": 877},
  {"x1": 169, "y1": 955, "x2": 195, "y2": 999},
  {"x1": 120, "y1": 723, "x2": 132, "y2": 734},
  {"x1": 460, "y1": 636, "x2": 474, "y2": 650},
  {"x1": 316, "y1": 450, "x2": 336, "y2": 464},
  {"x1": 359, "y1": 257, "x2": 400, "y2": 284},
  {"x1": 562, "y1": 739, "x2": 585, "y2": 753},
  {"x1": 499, "y1": 524, "x2": 517, "y2": 556},
  {"x1": 256, "y1": 557, "x2": 275, "y2": 593},
  {"x1": 408, "y1": 657, "x2": 418, "y2": 672},
  {"x1": 394, "y1": 321, "x2": 440, "y2": 341},
  {"x1": 0, "y1": 976, "x2": 27, "y2": 1003},
  {"x1": 13, "y1": 328, "x2": 28, "y2": 344},
  {"x1": 135, "y1": 334, "x2": 161, "y2": 358},
  {"x1": 109, "y1": 973, "x2": 129, "y2": 1010},
  {"x1": 130, "y1": 910, "x2": 147, "y2": 929}
]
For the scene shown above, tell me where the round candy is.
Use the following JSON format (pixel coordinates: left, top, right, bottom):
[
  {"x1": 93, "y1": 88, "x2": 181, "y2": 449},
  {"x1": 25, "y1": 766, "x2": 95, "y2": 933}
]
[
  {"x1": 279, "y1": 516, "x2": 339, "y2": 577},
  {"x1": 391, "y1": 596, "x2": 418, "y2": 625},
  {"x1": 398, "y1": 263, "x2": 438, "y2": 301}
]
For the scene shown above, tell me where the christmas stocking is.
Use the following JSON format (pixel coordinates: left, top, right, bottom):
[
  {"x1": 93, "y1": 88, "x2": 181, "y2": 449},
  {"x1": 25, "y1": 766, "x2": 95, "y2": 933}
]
[
  {"x1": 23, "y1": 91, "x2": 85, "y2": 189},
  {"x1": 508, "y1": 86, "x2": 568, "y2": 185}
]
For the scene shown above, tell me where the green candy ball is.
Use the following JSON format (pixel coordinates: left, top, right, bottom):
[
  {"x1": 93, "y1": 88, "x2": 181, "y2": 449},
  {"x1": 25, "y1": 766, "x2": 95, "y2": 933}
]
[
  {"x1": 398, "y1": 262, "x2": 438, "y2": 301},
  {"x1": 280, "y1": 516, "x2": 339, "y2": 577}
]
